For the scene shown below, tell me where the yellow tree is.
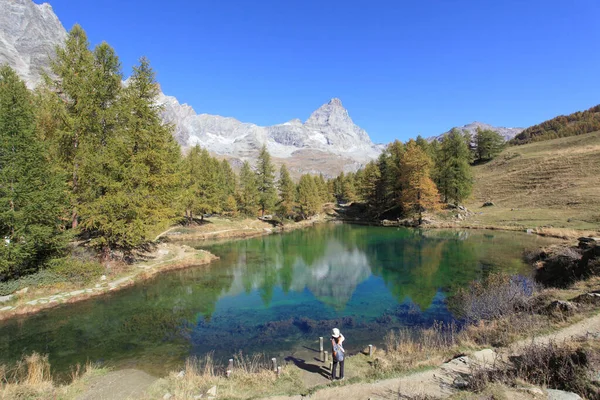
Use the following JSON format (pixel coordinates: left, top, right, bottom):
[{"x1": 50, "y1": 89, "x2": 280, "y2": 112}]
[{"x1": 400, "y1": 140, "x2": 440, "y2": 225}]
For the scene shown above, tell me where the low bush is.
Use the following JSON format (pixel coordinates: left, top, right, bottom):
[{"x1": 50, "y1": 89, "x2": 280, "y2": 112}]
[
  {"x1": 466, "y1": 340, "x2": 600, "y2": 399},
  {"x1": 449, "y1": 273, "x2": 538, "y2": 322},
  {"x1": 0, "y1": 270, "x2": 63, "y2": 296},
  {"x1": 47, "y1": 257, "x2": 104, "y2": 284}
]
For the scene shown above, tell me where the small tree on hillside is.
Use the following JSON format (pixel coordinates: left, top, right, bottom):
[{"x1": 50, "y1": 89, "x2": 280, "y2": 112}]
[
  {"x1": 238, "y1": 161, "x2": 259, "y2": 216},
  {"x1": 400, "y1": 140, "x2": 440, "y2": 225},
  {"x1": 475, "y1": 128, "x2": 505, "y2": 162}
]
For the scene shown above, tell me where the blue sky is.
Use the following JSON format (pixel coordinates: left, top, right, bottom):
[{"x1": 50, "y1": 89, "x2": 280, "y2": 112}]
[{"x1": 37, "y1": 0, "x2": 600, "y2": 143}]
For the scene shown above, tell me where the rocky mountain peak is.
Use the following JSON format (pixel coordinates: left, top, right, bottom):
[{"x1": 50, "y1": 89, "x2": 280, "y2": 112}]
[{"x1": 0, "y1": 0, "x2": 67, "y2": 88}]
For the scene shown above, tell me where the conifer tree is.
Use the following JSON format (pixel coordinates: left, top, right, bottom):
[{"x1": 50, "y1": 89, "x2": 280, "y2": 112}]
[
  {"x1": 400, "y1": 140, "x2": 440, "y2": 225},
  {"x1": 238, "y1": 161, "x2": 259, "y2": 216},
  {"x1": 0, "y1": 66, "x2": 67, "y2": 278},
  {"x1": 256, "y1": 145, "x2": 277, "y2": 216},
  {"x1": 79, "y1": 57, "x2": 181, "y2": 254},
  {"x1": 436, "y1": 129, "x2": 473, "y2": 205},
  {"x1": 277, "y1": 164, "x2": 295, "y2": 219},
  {"x1": 358, "y1": 161, "x2": 382, "y2": 209},
  {"x1": 474, "y1": 128, "x2": 505, "y2": 162},
  {"x1": 47, "y1": 24, "x2": 95, "y2": 229},
  {"x1": 297, "y1": 174, "x2": 320, "y2": 218},
  {"x1": 182, "y1": 146, "x2": 222, "y2": 223}
]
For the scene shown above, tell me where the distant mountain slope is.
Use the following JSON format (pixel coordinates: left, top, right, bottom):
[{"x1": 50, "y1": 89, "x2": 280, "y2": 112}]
[
  {"x1": 430, "y1": 122, "x2": 523, "y2": 142},
  {"x1": 471, "y1": 131, "x2": 600, "y2": 216},
  {"x1": 511, "y1": 104, "x2": 600, "y2": 145},
  {"x1": 0, "y1": 0, "x2": 382, "y2": 177},
  {"x1": 0, "y1": 0, "x2": 66, "y2": 88}
]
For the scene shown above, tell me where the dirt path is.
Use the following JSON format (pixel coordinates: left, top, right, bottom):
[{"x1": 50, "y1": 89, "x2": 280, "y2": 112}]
[
  {"x1": 266, "y1": 313, "x2": 600, "y2": 400},
  {"x1": 76, "y1": 369, "x2": 157, "y2": 400}
]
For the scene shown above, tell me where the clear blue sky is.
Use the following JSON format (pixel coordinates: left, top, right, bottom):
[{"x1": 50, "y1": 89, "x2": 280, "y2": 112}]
[{"x1": 37, "y1": 0, "x2": 600, "y2": 143}]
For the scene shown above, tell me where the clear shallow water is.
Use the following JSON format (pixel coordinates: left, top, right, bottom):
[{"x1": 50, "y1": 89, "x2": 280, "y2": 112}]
[{"x1": 0, "y1": 224, "x2": 558, "y2": 377}]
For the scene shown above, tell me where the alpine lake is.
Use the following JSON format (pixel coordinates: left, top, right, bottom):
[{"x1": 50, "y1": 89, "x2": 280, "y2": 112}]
[{"x1": 0, "y1": 223, "x2": 560, "y2": 379}]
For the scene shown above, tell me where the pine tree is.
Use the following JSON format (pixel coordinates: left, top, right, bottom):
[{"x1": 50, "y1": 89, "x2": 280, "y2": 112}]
[
  {"x1": 400, "y1": 140, "x2": 440, "y2": 225},
  {"x1": 0, "y1": 66, "x2": 68, "y2": 278},
  {"x1": 277, "y1": 164, "x2": 295, "y2": 219},
  {"x1": 238, "y1": 161, "x2": 259, "y2": 216},
  {"x1": 436, "y1": 129, "x2": 473, "y2": 205},
  {"x1": 47, "y1": 24, "x2": 95, "y2": 229},
  {"x1": 475, "y1": 128, "x2": 505, "y2": 162},
  {"x1": 182, "y1": 146, "x2": 222, "y2": 224},
  {"x1": 79, "y1": 57, "x2": 181, "y2": 254},
  {"x1": 256, "y1": 145, "x2": 277, "y2": 216},
  {"x1": 297, "y1": 174, "x2": 320, "y2": 218},
  {"x1": 358, "y1": 161, "x2": 381, "y2": 208}
]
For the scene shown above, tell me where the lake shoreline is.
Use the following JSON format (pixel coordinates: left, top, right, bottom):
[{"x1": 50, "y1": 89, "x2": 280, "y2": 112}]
[
  {"x1": 0, "y1": 213, "x2": 580, "y2": 322},
  {"x1": 0, "y1": 217, "x2": 329, "y2": 321}
]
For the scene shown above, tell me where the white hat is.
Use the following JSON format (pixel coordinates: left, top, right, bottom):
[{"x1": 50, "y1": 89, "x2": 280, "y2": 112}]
[{"x1": 332, "y1": 328, "x2": 340, "y2": 338}]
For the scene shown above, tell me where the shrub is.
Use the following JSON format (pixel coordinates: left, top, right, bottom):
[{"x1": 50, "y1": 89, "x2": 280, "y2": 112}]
[
  {"x1": 47, "y1": 257, "x2": 104, "y2": 284},
  {"x1": 0, "y1": 270, "x2": 63, "y2": 296},
  {"x1": 449, "y1": 273, "x2": 538, "y2": 322},
  {"x1": 466, "y1": 340, "x2": 600, "y2": 399}
]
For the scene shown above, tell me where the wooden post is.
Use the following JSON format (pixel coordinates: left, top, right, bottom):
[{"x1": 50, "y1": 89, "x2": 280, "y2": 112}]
[
  {"x1": 369, "y1": 344, "x2": 373, "y2": 357},
  {"x1": 329, "y1": 361, "x2": 333, "y2": 371},
  {"x1": 319, "y1": 336, "x2": 323, "y2": 353},
  {"x1": 226, "y1": 358, "x2": 233, "y2": 378},
  {"x1": 324, "y1": 351, "x2": 328, "y2": 362},
  {"x1": 272, "y1": 357, "x2": 277, "y2": 372},
  {"x1": 277, "y1": 366, "x2": 282, "y2": 377}
]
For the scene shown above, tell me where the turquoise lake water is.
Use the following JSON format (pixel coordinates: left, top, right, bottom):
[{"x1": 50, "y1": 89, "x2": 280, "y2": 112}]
[{"x1": 0, "y1": 224, "x2": 558, "y2": 377}]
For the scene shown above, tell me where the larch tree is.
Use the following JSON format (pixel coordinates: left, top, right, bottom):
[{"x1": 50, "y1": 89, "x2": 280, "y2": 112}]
[
  {"x1": 238, "y1": 161, "x2": 259, "y2": 216},
  {"x1": 277, "y1": 164, "x2": 295, "y2": 219},
  {"x1": 474, "y1": 128, "x2": 505, "y2": 162},
  {"x1": 297, "y1": 174, "x2": 320, "y2": 218},
  {"x1": 47, "y1": 24, "x2": 95, "y2": 229},
  {"x1": 399, "y1": 140, "x2": 440, "y2": 225},
  {"x1": 0, "y1": 66, "x2": 68, "y2": 278},
  {"x1": 436, "y1": 129, "x2": 473, "y2": 205},
  {"x1": 256, "y1": 145, "x2": 277, "y2": 216}
]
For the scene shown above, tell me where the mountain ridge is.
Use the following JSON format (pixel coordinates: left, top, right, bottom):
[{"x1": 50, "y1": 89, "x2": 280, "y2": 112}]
[{"x1": 429, "y1": 121, "x2": 524, "y2": 142}]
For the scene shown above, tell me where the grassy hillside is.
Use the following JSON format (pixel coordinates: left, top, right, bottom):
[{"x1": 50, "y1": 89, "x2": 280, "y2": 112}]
[
  {"x1": 466, "y1": 131, "x2": 600, "y2": 230},
  {"x1": 511, "y1": 104, "x2": 600, "y2": 145}
]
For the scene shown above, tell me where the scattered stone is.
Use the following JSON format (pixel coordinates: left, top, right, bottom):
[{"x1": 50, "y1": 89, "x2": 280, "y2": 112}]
[
  {"x1": 95, "y1": 284, "x2": 101, "y2": 288},
  {"x1": 520, "y1": 387, "x2": 544, "y2": 397},
  {"x1": 38, "y1": 300, "x2": 48, "y2": 304},
  {"x1": 69, "y1": 290, "x2": 85, "y2": 296},
  {"x1": 1, "y1": 306, "x2": 13, "y2": 311},
  {"x1": 0, "y1": 295, "x2": 14, "y2": 303},
  {"x1": 85, "y1": 289, "x2": 94, "y2": 293},
  {"x1": 452, "y1": 376, "x2": 469, "y2": 389},
  {"x1": 176, "y1": 370, "x2": 185, "y2": 379},
  {"x1": 578, "y1": 237, "x2": 599, "y2": 250},
  {"x1": 546, "y1": 389, "x2": 582, "y2": 400},
  {"x1": 526, "y1": 228, "x2": 534, "y2": 234},
  {"x1": 25, "y1": 300, "x2": 38, "y2": 306},
  {"x1": 100, "y1": 275, "x2": 107, "y2": 281},
  {"x1": 206, "y1": 386, "x2": 217, "y2": 396},
  {"x1": 571, "y1": 292, "x2": 600, "y2": 305},
  {"x1": 193, "y1": 396, "x2": 203, "y2": 400},
  {"x1": 264, "y1": 228, "x2": 272, "y2": 233},
  {"x1": 163, "y1": 393, "x2": 172, "y2": 400},
  {"x1": 482, "y1": 201, "x2": 495, "y2": 207},
  {"x1": 546, "y1": 300, "x2": 578, "y2": 315},
  {"x1": 16, "y1": 287, "x2": 29, "y2": 295}
]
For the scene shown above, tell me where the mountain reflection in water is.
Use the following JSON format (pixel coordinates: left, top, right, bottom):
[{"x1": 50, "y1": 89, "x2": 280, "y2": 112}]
[{"x1": 0, "y1": 224, "x2": 558, "y2": 377}]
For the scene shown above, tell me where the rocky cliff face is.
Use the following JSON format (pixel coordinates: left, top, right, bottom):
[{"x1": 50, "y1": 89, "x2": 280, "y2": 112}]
[
  {"x1": 430, "y1": 121, "x2": 524, "y2": 142},
  {"x1": 0, "y1": 0, "x2": 382, "y2": 176},
  {"x1": 0, "y1": 0, "x2": 66, "y2": 88},
  {"x1": 159, "y1": 93, "x2": 383, "y2": 169}
]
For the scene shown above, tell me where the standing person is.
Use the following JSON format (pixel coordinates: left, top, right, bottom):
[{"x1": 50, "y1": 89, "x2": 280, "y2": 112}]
[{"x1": 331, "y1": 328, "x2": 345, "y2": 380}]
